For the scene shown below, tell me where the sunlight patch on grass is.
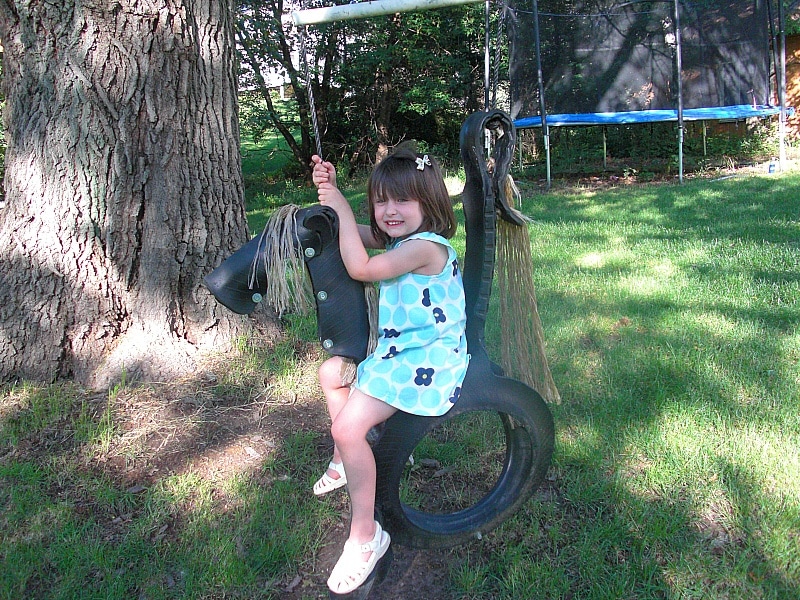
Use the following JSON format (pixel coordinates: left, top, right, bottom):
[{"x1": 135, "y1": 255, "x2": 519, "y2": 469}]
[
  {"x1": 648, "y1": 258, "x2": 677, "y2": 278},
  {"x1": 0, "y1": 383, "x2": 78, "y2": 445},
  {"x1": 619, "y1": 273, "x2": 674, "y2": 297},
  {"x1": 444, "y1": 175, "x2": 464, "y2": 196},
  {"x1": 575, "y1": 251, "x2": 605, "y2": 269},
  {"x1": 643, "y1": 409, "x2": 800, "y2": 515},
  {"x1": 212, "y1": 322, "x2": 323, "y2": 403},
  {"x1": 726, "y1": 429, "x2": 800, "y2": 505}
]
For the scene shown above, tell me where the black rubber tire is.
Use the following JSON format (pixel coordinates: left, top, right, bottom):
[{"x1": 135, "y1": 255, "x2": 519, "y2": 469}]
[{"x1": 372, "y1": 358, "x2": 555, "y2": 549}]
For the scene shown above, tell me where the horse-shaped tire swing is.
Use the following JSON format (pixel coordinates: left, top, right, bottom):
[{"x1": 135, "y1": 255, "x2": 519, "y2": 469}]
[{"x1": 205, "y1": 110, "x2": 555, "y2": 597}]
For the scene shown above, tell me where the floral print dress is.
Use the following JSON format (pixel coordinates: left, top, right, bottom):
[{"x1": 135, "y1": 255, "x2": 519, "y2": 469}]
[{"x1": 354, "y1": 232, "x2": 469, "y2": 416}]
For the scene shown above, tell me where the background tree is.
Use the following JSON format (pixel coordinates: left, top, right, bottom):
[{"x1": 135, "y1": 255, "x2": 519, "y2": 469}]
[
  {"x1": 237, "y1": 2, "x2": 488, "y2": 171},
  {"x1": 324, "y1": 7, "x2": 486, "y2": 165},
  {"x1": 0, "y1": 1, "x2": 255, "y2": 389},
  {"x1": 237, "y1": 0, "x2": 338, "y2": 179}
]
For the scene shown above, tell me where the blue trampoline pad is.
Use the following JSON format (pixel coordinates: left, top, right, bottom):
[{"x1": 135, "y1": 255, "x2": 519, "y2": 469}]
[{"x1": 514, "y1": 104, "x2": 794, "y2": 129}]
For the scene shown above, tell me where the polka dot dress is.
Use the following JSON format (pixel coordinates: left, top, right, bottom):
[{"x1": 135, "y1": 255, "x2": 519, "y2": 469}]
[{"x1": 355, "y1": 232, "x2": 470, "y2": 416}]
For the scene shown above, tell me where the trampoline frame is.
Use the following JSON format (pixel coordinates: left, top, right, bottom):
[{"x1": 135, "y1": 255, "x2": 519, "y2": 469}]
[{"x1": 514, "y1": 104, "x2": 794, "y2": 174}]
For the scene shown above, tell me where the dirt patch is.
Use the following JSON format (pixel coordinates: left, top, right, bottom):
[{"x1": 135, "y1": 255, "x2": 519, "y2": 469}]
[
  {"x1": 287, "y1": 533, "x2": 466, "y2": 600},
  {"x1": 109, "y1": 375, "x2": 485, "y2": 600},
  {"x1": 2, "y1": 330, "x2": 496, "y2": 599}
]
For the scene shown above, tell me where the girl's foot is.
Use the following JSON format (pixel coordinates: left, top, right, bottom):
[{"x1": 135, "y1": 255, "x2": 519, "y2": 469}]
[
  {"x1": 313, "y1": 461, "x2": 347, "y2": 496},
  {"x1": 327, "y1": 521, "x2": 391, "y2": 594}
]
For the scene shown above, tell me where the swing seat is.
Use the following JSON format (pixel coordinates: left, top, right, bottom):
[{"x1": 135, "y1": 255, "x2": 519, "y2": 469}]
[
  {"x1": 203, "y1": 235, "x2": 271, "y2": 315},
  {"x1": 205, "y1": 110, "x2": 554, "y2": 559},
  {"x1": 204, "y1": 205, "x2": 372, "y2": 363}
]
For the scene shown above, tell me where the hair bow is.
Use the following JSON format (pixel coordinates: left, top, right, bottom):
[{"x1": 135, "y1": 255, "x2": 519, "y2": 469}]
[{"x1": 415, "y1": 155, "x2": 431, "y2": 171}]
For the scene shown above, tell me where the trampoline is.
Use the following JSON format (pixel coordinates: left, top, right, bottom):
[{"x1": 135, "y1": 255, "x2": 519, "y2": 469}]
[
  {"x1": 508, "y1": 1, "x2": 794, "y2": 185},
  {"x1": 513, "y1": 104, "x2": 794, "y2": 175}
]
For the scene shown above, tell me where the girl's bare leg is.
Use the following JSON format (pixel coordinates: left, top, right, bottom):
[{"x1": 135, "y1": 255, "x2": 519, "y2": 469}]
[
  {"x1": 318, "y1": 356, "x2": 351, "y2": 480},
  {"x1": 330, "y1": 388, "x2": 397, "y2": 547}
]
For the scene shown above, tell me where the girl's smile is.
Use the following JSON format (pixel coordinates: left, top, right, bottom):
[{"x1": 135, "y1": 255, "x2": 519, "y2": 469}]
[{"x1": 374, "y1": 197, "x2": 423, "y2": 238}]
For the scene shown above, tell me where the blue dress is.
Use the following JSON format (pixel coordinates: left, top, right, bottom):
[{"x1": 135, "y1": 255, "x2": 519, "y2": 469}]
[{"x1": 354, "y1": 232, "x2": 470, "y2": 416}]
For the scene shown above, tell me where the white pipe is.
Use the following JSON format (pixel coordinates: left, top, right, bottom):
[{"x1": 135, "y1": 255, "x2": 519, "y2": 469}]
[{"x1": 288, "y1": 0, "x2": 484, "y2": 26}]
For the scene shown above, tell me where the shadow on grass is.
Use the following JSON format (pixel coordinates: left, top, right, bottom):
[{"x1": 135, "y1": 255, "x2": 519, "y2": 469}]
[
  {"x1": 0, "y1": 338, "x2": 351, "y2": 598},
  {"x1": 3, "y1": 172, "x2": 798, "y2": 599}
]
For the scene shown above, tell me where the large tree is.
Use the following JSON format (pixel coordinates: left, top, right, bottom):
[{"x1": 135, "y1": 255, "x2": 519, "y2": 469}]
[{"x1": 0, "y1": 1, "x2": 256, "y2": 389}]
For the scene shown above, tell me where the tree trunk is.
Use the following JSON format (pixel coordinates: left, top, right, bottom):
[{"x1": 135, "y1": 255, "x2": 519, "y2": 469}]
[{"x1": 0, "y1": 0, "x2": 261, "y2": 389}]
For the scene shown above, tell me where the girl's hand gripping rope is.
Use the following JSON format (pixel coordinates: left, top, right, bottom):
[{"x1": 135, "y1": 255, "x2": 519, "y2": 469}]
[
  {"x1": 312, "y1": 155, "x2": 349, "y2": 214},
  {"x1": 312, "y1": 154, "x2": 337, "y2": 188}
]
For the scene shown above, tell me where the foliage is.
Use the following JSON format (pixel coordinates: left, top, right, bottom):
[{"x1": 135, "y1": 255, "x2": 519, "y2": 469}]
[
  {"x1": 786, "y1": 1, "x2": 800, "y2": 36},
  {"x1": 239, "y1": 91, "x2": 307, "y2": 182},
  {"x1": 237, "y1": 0, "x2": 319, "y2": 179},
  {"x1": 236, "y1": 1, "x2": 492, "y2": 170},
  {"x1": 235, "y1": 0, "x2": 795, "y2": 173},
  {"x1": 320, "y1": 6, "x2": 486, "y2": 166}
]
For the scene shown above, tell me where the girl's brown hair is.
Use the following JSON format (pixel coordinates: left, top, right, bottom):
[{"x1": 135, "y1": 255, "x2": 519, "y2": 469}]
[{"x1": 366, "y1": 142, "x2": 457, "y2": 245}]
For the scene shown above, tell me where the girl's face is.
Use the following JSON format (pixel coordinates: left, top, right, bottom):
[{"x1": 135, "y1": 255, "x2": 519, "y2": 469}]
[{"x1": 373, "y1": 195, "x2": 424, "y2": 239}]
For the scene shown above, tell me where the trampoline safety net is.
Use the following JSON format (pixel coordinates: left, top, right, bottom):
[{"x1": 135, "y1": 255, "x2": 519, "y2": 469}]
[{"x1": 508, "y1": 0, "x2": 771, "y2": 120}]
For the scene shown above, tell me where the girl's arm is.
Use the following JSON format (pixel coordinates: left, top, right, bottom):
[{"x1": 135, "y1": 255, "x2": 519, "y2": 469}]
[
  {"x1": 311, "y1": 156, "x2": 380, "y2": 249},
  {"x1": 312, "y1": 158, "x2": 444, "y2": 282}
]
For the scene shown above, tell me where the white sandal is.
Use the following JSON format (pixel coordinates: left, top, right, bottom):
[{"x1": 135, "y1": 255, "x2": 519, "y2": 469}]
[
  {"x1": 327, "y1": 521, "x2": 391, "y2": 594},
  {"x1": 313, "y1": 461, "x2": 347, "y2": 496}
]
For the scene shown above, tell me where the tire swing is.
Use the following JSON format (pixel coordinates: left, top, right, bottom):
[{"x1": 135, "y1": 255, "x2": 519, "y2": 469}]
[
  {"x1": 205, "y1": 109, "x2": 554, "y2": 553},
  {"x1": 372, "y1": 110, "x2": 554, "y2": 549},
  {"x1": 206, "y1": 3, "x2": 555, "y2": 591}
]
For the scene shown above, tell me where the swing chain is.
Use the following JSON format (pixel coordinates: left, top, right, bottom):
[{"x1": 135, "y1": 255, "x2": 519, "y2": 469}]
[
  {"x1": 483, "y1": 0, "x2": 507, "y2": 154},
  {"x1": 299, "y1": 24, "x2": 324, "y2": 158},
  {"x1": 490, "y1": 0, "x2": 507, "y2": 110}
]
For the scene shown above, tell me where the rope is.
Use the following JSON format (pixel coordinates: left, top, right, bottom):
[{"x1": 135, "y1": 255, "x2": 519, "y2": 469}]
[
  {"x1": 490, "y1": 0, "x2": 506, "y2": 110},
  {"x1": 248, "y1": 204, "x2": 315, "y2": 317},
  {"x1": 496, "y1": 184, "x2": 561, "y2": 405},
  {"x1": 297, "y1": 14, "x2": 383, "y2": 379},
  {"x1": 299, "y1": 24, "x2": 323, "y2": 158}
]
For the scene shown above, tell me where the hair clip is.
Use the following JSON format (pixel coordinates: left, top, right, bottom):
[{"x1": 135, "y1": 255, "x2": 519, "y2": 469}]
[{"x1": 415, "y1": 155, "x2": 431, "y2": 171}]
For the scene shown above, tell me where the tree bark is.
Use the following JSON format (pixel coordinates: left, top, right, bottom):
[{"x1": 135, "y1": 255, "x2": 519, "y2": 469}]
[{"x1": 0, "y1": 0, "x2": 260, "y2": 389}]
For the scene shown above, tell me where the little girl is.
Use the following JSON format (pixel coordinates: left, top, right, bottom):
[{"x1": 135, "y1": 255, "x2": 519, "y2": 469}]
[{"x1": 311, "y1": 144, "x2": 470, "y2": 594}]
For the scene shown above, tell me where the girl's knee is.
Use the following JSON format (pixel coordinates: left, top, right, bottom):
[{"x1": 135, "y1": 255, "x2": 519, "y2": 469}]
[
  {"x1": 319, "y1": 357, "x2": 344, "y2": 391},
  {"x1": 330, "y1": 416, "x2": 364, "y2": 448},
  {"x1": 330, "y1": 417, "x2": 349, "y2": 446}
]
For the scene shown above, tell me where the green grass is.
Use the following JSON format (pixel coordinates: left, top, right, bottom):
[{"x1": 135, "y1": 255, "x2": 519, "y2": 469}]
[
  {"x1": 2, "y1": 168, "x2": 799, "y2": 599},
  {"x1": 400, "y1": 412, "x2": 506, "y2": 514},
  {"x1": 0, "y1": 384, "x2": 337, "y2": 599},
  {"x1": 474, "y1": 172, "x2": 800, "y2": 599},
  {"x1": 240, "y1": 131, "x2": 316, "y2": 234}
]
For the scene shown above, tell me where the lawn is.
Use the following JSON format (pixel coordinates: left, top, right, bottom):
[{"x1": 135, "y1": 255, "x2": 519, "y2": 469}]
[{"x1": 1, "y1": 166, "x2": 798, "y2": 599}]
